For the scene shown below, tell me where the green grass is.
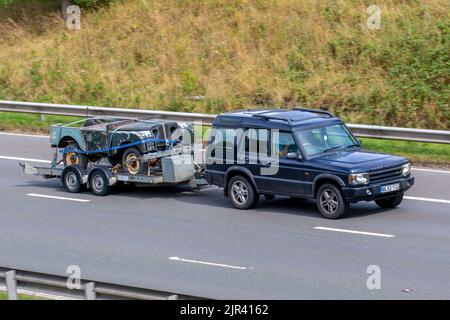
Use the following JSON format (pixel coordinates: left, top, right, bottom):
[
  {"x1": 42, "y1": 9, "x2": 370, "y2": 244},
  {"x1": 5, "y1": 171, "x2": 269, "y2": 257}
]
[
  {"x1": 0, "y1": 111, "x2": 81, "y2": 133},
  {"x1": 1, "y1": 112, "x2": 448, "y2": 166},
  {"x1": 0, "y1": 1, "x2": 449, "y2": 129},
  {"x1": 361, "y1": 138, "x2": 450, "y2": 167},
  {"x1": 0, "y1": 291, "x2": 47, "y2": 300}
]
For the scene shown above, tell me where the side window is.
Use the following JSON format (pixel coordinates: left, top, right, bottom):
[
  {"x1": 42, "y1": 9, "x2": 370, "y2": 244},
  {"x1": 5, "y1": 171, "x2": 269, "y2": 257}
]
[
  {"x1": 244, "y1": 128, "x2": 258, "y2": 153},
  {"x1": 273, "y1": 132, "x2": 298, "y2": 158},
  {"x1": 208, "y1": 127, "x2": 237, "y2": 161},
  {"x1": 240, "y1": 128, "x2": 270, "y2": 156}
]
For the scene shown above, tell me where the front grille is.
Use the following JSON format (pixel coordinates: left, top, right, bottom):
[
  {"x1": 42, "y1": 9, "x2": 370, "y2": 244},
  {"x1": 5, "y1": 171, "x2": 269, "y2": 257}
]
[{"x1": 369, "y1": 166, "x2": 403, "y2": 183}]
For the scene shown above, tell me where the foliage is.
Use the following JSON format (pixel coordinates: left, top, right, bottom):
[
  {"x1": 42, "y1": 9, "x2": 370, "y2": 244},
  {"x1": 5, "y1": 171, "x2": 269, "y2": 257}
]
[{"x1": 0, "y1": 0, "x2": 448, "y2": 129}]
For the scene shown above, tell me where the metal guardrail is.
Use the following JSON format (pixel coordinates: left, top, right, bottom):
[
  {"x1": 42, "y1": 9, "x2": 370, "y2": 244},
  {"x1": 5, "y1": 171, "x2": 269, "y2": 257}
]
[
  {"x1": 0, "y1": 100, "x2": 449, "y2": 144},
  {"x1": 0, "y1": 267, "x2": 206, "y2": 300}
]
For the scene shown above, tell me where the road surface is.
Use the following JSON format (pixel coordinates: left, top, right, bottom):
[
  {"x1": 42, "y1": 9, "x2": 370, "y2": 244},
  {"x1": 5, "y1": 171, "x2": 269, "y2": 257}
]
[{"x1": 0, "y1": 132, "x2": 449, "y2": 299}]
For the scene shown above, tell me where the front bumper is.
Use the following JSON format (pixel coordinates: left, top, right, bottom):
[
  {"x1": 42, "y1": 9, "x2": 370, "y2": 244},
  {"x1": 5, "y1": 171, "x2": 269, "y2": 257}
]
[{"x1": 342, "y1": 176, "x2": 414, "y2": 203}]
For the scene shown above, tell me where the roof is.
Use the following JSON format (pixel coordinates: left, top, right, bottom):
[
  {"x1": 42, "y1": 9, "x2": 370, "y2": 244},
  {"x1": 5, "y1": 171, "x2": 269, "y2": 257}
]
[{"x1": 213, "y1": 108, "x2": 342, "y2": 130}]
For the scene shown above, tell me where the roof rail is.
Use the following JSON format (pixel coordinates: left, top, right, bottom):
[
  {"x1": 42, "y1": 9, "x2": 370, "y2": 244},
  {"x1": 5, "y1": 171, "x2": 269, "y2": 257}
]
[
  {"x1": 292, "y1": 107, "x2": 334, "y2": 117},
  {"x1": 252, "y1": 111, "x2": 292, "y2": 125}
]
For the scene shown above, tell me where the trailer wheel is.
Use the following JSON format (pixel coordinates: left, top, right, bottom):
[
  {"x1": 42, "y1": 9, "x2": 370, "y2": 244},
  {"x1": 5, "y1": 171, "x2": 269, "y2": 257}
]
[
  {"x1": 89, "y1": 170, "x2": 110, "y2": 196},
  {"x1": 122, "y1": 147, "x2": 145, "y2": 175},
  {"x1": 63, "y1": 167, "x2": 83, "y2": 193},
  {"x1": 63, "y1": 142, "x2": 88, "y2": 169}
]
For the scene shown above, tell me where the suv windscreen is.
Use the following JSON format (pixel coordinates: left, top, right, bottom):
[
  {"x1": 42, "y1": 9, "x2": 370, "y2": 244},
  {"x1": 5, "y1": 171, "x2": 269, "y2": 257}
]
[{"x1": 294, "y1": 123, "x2": 358, "y2": 157}]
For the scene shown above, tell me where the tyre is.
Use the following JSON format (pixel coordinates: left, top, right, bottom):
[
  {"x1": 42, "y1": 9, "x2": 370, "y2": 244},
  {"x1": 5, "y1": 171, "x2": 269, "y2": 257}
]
[
  {"x1": 63, "y1": 142, "x2": 88, "y2": 169},
  {"x1": 264, "y1": 194, "x2": 275, "y2": 201},
  {"x1": 107, "y1": 155, "x2": 121, "y2": 167},
  {"x1": 62, "y1": 167, "x2": 83, "y2": 193},
  {"x1": 122, "y1": 147, "x2": 145, "y2": 175},
  {"x1": 316, "y1": 183, "x2": 348, "y2": 219},
  {"x1": 375, "y1": 193, "x2": 404, "y2": 209},
  {"x1": 89, "y1": 170, "x2": 110, "y2": 196},
  {"x1": 228, "y1": 175, "x2": 259, "y2": 210}
]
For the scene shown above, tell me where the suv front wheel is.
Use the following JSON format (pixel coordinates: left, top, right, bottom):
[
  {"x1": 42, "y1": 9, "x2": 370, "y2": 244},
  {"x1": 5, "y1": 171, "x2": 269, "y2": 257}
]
[
  {"x1": 316, "y1": 183, "x2": 348, "y2": 219},
  {"x1": 228, "y1": 175, "x2": 259, "y2": 210}
]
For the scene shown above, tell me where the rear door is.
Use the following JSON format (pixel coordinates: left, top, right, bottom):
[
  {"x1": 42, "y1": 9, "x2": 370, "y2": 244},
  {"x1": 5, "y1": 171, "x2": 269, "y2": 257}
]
[
  {"x1": 236, "y1": 128, "x2": 272, "y2": 192},
  {"x1": 205, "y1": 127, "x2": 237, "y2": 186}
]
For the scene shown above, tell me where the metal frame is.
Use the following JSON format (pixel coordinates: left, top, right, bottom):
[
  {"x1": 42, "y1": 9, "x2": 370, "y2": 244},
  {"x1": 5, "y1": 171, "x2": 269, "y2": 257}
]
[
  {"x1": 0, "y1": 267, "x2": 206, "y2": 300},
  {"x1": 0, "y1": 100, "x2": 449, "y2": 144}
]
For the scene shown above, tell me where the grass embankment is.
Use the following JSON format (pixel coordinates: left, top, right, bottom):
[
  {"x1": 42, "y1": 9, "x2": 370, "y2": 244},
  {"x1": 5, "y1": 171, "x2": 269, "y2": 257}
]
[
  {"x1": 0, "y1": 291, "x2": 47, "y2": 300},
  {"x1": 0, "y1": 112, "x2": 80, "y2": 133},
  {"x1": 1, "y1": 111, "x2": 448, "y2": 167},
  {"x1": 0, "y1": 0, "x2": 449, "y2": 129},
  {"x1": 360, "y1": 138, "x2": 450, "y2": 168}
]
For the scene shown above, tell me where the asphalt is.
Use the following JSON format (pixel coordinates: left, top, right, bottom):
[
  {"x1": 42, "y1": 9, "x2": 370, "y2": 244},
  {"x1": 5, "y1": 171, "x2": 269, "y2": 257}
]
[{"x1": 0, "y1": 133, "x2": 450, "y2": 299}]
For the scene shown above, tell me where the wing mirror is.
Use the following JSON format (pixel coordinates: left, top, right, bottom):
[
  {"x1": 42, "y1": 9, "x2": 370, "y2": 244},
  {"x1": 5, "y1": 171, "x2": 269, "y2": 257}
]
[{"x1": 286, "y1": 151, "x2": 302, "y2": 160}]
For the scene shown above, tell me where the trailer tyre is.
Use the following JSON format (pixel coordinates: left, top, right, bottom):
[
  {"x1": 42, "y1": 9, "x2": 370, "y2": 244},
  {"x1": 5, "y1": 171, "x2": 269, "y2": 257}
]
[
  {"x1": 122, "y1": 147, "x2": 145, "y2": 175},
  {"x1": 89, "y1": 170, "x2": 110, "y2": 196},
  {"x1": 63, "y1": 167, "x2": 83, "y2": 193}
]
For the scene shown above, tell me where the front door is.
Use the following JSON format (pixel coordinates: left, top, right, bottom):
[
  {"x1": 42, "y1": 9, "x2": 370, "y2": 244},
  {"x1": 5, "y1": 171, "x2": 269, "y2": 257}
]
[{"x1": 268, "y1": 132, "x2": 306, "y2": 196}]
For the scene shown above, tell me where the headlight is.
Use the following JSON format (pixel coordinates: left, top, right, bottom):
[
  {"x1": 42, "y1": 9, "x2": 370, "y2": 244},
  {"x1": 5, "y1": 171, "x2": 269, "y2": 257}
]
[
  {"x1": 348, "y1": 173, "x2": 370, "y2": 185},
  {"x1": 402, "y1": 162, "x2": 411, "y2": 176}
]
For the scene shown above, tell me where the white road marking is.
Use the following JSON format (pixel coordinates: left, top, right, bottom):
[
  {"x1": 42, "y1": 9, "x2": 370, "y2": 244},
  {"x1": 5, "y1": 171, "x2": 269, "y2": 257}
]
[
  {"x1": 405, "y1": 196, "x2": 450, "y2": 204},
  {"x1": 168, "y1": 256, "x2": 251, "y2": 270},
  {"x1": 0, "y1": 132, "x2": 49, "y2": 138},
  {"x1": 27, "y1": 193, "x2": 90, "y2": 203},
  {"x1": 314, "y1": 227, "x2": 395, "y2": 238},
  {"x1": 412, "y1": 167, "x2": 450, "y2": 174},
  {"x1": 0, "y1": 155, "x2": 51, "y2": 163}
]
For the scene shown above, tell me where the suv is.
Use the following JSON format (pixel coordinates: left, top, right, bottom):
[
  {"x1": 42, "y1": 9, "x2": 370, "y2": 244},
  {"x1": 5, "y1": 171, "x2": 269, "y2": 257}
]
[{"x1": 204, "y1": 108, "x2": 414, "y2": 219}]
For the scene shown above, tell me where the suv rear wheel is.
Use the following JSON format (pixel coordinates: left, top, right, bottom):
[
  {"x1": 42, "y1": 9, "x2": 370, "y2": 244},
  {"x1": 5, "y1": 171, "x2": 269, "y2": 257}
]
[
  {"x1": 375, "y1": 193, "x2": 404, "y2": 208},
  {"x1": 228, "y1": 175, "x2": 259, "y2": 210},
  {"x1": 316, "y1": 183, "x2": 348, "y2": 219}
]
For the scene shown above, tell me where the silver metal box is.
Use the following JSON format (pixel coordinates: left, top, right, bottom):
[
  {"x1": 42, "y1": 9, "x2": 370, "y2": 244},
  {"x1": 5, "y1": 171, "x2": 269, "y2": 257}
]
[{"x1": 162, "y1": 154, "x2": 195, "y2": 183}]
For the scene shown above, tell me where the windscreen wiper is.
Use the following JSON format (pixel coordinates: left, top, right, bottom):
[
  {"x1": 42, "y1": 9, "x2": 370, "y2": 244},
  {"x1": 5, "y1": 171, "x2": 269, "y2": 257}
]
[
  {"x1": 322, "y1": 146, "x2": 343, "y2": 154},
  {"x1": 344, "y1": 144, "x2": 361, "y2": 150}
]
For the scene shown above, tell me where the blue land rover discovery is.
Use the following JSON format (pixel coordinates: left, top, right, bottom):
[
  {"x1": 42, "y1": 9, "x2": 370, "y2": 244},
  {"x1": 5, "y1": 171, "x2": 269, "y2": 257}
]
[{"x1": 204, "y1": 108, "x2": 414, "y2": 219}]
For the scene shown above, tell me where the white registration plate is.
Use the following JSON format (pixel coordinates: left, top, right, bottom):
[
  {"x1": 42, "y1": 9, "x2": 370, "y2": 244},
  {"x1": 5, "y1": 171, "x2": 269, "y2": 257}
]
[{"x1": 380, "y1": 183, "x2": 400, "y2": 193}]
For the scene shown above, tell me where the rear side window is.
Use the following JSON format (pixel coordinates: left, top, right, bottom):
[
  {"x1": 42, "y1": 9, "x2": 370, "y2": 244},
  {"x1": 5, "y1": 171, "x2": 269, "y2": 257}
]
[{"x1": 207, "y1": 127, "x2": 239, "y2": 161}]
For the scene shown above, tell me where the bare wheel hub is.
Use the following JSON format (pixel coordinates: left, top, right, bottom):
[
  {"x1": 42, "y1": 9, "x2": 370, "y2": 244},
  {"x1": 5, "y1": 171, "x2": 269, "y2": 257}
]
[
  {"x1": 65, "y1": 152, "x2": 79, "y2": 165},
  {"x1": 125, "y1": 154, "x2": 140, "y2": 174}
]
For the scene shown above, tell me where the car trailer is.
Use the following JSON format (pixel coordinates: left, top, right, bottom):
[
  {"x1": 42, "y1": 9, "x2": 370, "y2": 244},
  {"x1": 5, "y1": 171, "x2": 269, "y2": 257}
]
[{"x1": 19, "y1": 146, "x2": 209, "y2": 196}]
